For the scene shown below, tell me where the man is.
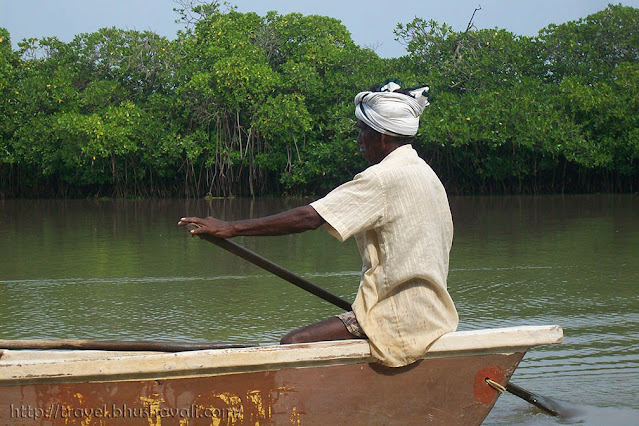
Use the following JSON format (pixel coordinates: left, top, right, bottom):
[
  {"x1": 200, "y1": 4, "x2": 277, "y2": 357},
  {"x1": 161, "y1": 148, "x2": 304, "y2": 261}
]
[{"x1": 178, "y1": 81, "x2": 458, "y2": 367}]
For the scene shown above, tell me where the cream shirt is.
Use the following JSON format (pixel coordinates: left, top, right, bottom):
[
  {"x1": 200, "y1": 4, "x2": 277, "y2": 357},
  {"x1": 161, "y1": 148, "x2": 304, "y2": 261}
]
[{"x1": 310, "y1": 145, "x2": 458, "y2": 367}]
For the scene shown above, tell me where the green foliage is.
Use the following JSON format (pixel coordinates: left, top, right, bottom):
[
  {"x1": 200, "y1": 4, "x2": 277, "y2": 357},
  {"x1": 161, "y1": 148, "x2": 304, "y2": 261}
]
[
  {"x1": 396, "y1": 19, "x2": 542, "y2": 91},
  {"x1": 538, "y1": 4, "x2": 639, "y2": 83},
  {"x1": 400, "y1": 4, "x2": 638, "y2": 192},
  {"x1": 0, "y1": 28, "x2": 14, "y2": 94},
  {"x1": 170, "y1": 6, "x2": 380, "y2": 196},
  {"x1": 0, "y1": 28, "x2": 17, "y2": 166},
  {"x1": 1, "y1": 3, "x2": 638, "y2": 197},
  {"x1": 557, "y1": 63, "x2": 639, "y2": 173}
]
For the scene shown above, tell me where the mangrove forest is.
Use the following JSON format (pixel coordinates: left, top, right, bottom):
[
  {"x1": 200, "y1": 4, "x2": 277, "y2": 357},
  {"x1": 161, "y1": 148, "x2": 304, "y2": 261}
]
[{"x1": 0, "y1": 2, "x2": 637, "y2": 198}]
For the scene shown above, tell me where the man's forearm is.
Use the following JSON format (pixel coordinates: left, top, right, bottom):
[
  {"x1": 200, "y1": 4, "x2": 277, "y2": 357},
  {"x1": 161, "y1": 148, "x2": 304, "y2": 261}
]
[
  {"x1": 179, "y1": 205, "x2": 325, "y2": 239},
  {"x1": 231, "y1": 205, "x2": 325, "y2": 236}
]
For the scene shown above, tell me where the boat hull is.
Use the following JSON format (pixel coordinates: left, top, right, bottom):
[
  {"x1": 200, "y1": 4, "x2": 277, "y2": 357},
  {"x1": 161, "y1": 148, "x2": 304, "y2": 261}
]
[{"x1": 2, "y1": 352, "x2": 523, "y2": 425}]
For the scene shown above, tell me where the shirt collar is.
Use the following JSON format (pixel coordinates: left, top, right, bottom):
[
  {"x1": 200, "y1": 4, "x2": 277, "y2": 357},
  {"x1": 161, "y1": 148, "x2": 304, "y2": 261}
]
[{"x1": 380, "y1": 144, "x2": 415, "y2": 164}]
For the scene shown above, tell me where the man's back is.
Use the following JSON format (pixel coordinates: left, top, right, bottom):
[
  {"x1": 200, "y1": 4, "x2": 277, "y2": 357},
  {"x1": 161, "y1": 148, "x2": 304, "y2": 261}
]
[
  {"x1": 362, "y1": 144, "x2": 453, "y2": 294},
  {"x1": 312, "y1": 144, "x2": 458, "y2": 366}
]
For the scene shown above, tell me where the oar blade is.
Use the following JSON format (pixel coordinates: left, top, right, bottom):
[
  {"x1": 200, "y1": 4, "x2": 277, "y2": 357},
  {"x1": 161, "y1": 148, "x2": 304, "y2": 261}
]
[{"x1": 506, "y1": 382, "x2": 566, "y2": 417}]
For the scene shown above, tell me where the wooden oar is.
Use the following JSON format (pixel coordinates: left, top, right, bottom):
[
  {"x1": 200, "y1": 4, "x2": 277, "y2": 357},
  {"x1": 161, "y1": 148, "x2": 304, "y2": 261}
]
[
  {"x1": 188, "y1": 227, "x2": 570, "y2": 418},
  {"x1": 505, "y1": 382, "x2": 564, "y2": 416},
  {"x1": 486, "y1": 378, "x2": 570, "y2": 417},
  {"x1": 187, "y1": 226, "x2": 352, "y2": 311},
  {"x1": 0, "y1": 339, "x2": 255, "y2": 352}
]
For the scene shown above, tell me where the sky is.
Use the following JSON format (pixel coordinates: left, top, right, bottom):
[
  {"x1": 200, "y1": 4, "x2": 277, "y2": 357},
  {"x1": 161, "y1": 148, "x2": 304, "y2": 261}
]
[{"x1": 1, "y1": 0, "x2": 638, "y2": 58}]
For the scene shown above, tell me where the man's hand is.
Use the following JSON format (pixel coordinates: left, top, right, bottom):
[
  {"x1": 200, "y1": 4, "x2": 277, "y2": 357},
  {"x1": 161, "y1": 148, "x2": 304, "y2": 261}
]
[{"x1": 177, "y1": 216, "x2": 235, "y2": 239}]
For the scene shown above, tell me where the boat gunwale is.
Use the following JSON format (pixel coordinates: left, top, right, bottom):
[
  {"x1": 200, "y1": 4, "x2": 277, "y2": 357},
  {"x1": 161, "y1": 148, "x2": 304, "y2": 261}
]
[{"x1": 0, "y1": 325, "x2": 562, "y2": 386}]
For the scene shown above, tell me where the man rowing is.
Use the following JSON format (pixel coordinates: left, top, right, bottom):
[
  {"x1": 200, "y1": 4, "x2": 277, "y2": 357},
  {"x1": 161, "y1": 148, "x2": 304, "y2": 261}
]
[{"x1": 178, "y1": 80, "x2": 458, "y2": 367}]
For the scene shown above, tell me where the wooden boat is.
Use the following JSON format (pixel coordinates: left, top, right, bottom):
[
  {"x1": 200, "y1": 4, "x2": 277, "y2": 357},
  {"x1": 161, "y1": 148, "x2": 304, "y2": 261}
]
[{"x1": 0, "y1": 325, "x2": 562, "y2": 425}]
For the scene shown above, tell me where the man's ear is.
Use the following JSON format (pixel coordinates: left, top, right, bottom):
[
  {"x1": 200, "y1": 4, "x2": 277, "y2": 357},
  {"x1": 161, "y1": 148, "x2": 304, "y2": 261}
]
[{"x1": 380, "y1": 133, "x2": 397, "y2": 149}]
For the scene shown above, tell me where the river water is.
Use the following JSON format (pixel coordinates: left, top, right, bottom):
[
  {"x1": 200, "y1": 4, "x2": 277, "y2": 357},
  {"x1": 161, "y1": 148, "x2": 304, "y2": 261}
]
[{"x1": 0, "y1": 195, "x2": 637, "y2": 425}]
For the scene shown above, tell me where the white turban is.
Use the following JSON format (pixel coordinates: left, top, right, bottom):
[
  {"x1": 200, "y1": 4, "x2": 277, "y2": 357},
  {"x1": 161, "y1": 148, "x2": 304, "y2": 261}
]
[{"x1": 354, "y1": 81, "x2": 430, "y2": 137}]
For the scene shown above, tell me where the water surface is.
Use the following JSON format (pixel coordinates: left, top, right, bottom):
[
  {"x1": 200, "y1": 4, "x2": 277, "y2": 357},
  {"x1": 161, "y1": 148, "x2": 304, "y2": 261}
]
[{"x1": 0, "y1": 195, "x2": 637, "y2": 424}]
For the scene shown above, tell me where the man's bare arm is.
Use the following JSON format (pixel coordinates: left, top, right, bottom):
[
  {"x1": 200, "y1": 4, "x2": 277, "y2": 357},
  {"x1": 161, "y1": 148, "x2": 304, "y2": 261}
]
[{"x1": 177, "y1": 205, "x2": 325, "y2": 239}]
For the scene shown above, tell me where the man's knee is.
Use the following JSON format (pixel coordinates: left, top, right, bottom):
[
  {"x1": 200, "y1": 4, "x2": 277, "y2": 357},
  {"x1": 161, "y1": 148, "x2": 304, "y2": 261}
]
[
  {"x1": 280, "y1": 316, "x2": 354, "y2": 345},
  {"x1": 280, "y1": 329, "x2": 309, "y2": 345},
  {"x1": 280, "y1": 335, "x2": 293, "y2": 345}
]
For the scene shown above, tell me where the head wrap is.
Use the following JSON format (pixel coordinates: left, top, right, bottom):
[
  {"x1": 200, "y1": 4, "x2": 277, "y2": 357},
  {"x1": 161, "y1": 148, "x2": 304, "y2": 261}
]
[{"x1": 354, "y1": 81, "x2": 430, "y2": 137}]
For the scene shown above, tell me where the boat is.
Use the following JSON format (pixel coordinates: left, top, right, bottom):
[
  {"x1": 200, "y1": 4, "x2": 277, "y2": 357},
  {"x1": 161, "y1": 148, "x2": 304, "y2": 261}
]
[{"x1": 0, "y1": 325, "x2": 562, "y2": 425}]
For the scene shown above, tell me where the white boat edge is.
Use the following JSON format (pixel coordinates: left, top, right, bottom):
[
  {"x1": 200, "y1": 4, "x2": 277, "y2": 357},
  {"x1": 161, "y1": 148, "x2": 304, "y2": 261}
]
[{"x1": 0, "y1": 325, "x2": 563, "y2": 384}]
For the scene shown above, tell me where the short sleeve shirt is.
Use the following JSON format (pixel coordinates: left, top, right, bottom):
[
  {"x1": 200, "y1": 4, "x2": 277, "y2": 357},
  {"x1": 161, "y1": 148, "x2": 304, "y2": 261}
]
[{"x1": 310, "y1": 145, "x2": 458, "y2": 367}]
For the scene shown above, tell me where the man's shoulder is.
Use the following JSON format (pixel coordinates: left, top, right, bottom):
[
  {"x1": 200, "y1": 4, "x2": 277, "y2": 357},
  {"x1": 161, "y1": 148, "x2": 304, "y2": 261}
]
[{"x1": 352, "y1": 163, "x2": 384, "y2": 182}]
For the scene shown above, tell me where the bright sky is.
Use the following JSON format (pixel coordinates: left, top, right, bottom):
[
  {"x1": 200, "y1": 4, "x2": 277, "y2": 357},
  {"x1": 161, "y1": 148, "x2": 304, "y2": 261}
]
[{"x1": 2, "y1": 0, "x2": 638, "y2": 58}]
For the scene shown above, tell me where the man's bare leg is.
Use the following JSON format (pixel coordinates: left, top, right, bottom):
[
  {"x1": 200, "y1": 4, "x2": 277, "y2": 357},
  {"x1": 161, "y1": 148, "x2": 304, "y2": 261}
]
[{"x1": 280, "y1": 317, "x2": 362, "y2": 344}]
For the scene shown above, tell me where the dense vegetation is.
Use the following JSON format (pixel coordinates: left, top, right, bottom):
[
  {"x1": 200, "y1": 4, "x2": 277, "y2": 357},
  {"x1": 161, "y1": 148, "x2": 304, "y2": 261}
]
[{"x1": 0, "y1": 2, "x2": 637, "y2": 198}]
